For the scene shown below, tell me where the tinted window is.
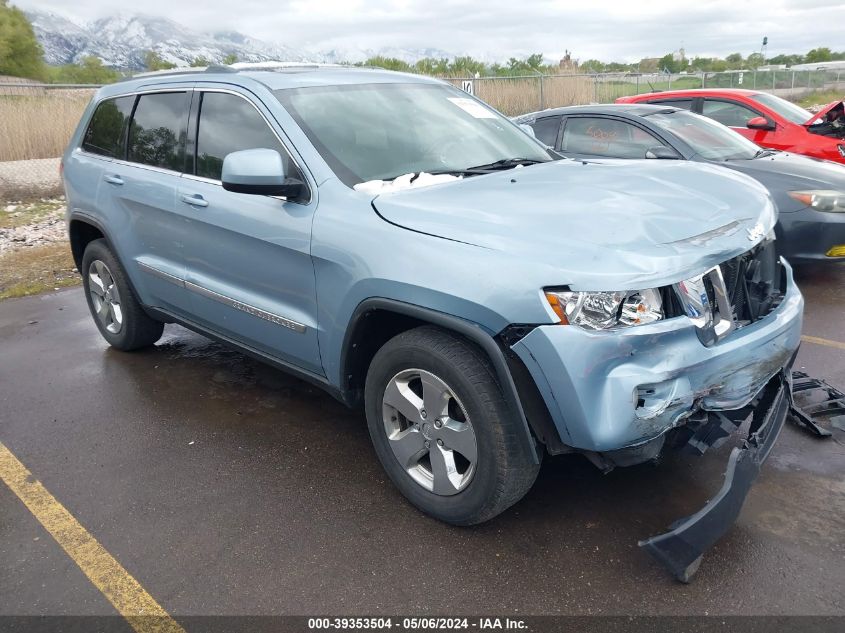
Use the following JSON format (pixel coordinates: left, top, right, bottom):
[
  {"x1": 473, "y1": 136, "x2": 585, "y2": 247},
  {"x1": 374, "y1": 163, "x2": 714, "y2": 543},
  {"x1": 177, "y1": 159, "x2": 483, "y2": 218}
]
[
  {"x1": 701, "y1": 100, "x2": 760, "y2": 127},
  {"x1": 530, "y1": 116, "x2": 562, "y2": 147},
  {"x1": 82, "y1": 96, "x2": 135, "y2": 158},
  {"x1": 196, "y1": 92, "x2": 296, "y2": 181},
  {"x1": 646, "y1": 99, "x2": 693, "y2": 110},
  {"x1": 561, "y1": 117, "x2": 666, "y2": 158},
  {"x1": 127, "y1": 92, "x2": 188, "y2": 171}
]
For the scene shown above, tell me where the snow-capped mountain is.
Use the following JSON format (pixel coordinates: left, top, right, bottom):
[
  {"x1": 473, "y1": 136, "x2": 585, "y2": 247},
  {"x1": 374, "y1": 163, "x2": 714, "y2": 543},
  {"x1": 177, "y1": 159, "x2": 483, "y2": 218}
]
[
  {"x1": 27, "y1": 10, "x2": 456, "y2": 70},
  {"x1": 314, "y1": 46, "x2": 458, "y2": 66},
  {"x1": 27, "y1": 11, "x2": 91, "y2": 65}
]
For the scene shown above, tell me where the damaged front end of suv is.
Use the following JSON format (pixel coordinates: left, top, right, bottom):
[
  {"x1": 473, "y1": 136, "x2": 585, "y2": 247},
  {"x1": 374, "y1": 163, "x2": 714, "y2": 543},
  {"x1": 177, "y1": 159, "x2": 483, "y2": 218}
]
[
  {"x1": 370, "y1": 155, "x2": 803, "y2": 581},
  {"x1": 508, "y1": 232, "x2": 801, "y2": 581},
  {"x1": 429, "y1": 168, "x2": 801, "y2": 582}
]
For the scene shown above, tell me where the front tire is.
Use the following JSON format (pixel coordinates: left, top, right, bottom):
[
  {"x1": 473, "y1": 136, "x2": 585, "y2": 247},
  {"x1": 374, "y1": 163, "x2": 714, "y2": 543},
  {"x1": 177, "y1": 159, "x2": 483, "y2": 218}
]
[
  {"x1": 365, "y1": 326, "x2": 540, "y2": 525},
  {"x1": 81, "y1": 239, "x2": 164, "y2": 351}
]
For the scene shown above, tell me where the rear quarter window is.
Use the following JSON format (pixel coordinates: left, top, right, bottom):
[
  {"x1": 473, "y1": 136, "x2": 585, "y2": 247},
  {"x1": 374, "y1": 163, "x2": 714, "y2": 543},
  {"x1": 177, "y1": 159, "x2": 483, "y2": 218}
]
[{"x1": 81, "y1": 96, "x2": 135, "y2": 158}]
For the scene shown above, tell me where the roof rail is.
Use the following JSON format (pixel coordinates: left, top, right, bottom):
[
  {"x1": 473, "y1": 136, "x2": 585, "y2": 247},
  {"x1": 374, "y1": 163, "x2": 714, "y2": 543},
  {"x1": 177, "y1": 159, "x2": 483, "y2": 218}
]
[
  {"x1": 120, "y1": 61, "x2": 354, "y2": 82},
  {"x1": 230, "y1": 61, "x2": 347, "y2": 71},
  {"x1": 120, "y1": 65, "x2": 237, "y2": 81}
]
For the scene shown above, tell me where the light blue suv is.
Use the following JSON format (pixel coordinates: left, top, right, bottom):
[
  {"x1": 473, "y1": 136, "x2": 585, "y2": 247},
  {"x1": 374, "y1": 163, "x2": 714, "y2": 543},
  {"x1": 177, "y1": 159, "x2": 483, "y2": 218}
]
[{"x1": 63, "y1": 65, "x2": 803, "y2": 581}]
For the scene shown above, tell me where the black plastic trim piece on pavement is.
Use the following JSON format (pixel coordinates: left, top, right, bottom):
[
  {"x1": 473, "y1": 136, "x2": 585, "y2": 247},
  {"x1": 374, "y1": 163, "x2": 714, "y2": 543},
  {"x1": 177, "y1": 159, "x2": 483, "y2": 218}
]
[
  {"x1": 639, "y1": 369, "x2": 790, "y2": 583},
  {"x1": 789, "y1": 370, "x2": 842, "y2": 438}
]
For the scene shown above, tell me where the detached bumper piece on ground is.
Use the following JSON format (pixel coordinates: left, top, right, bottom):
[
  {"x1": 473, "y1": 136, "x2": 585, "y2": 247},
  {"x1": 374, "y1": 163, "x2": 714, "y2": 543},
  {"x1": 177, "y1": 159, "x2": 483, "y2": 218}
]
[
  {"x1": 789, "y1": 370, "x2": 845, "y2": 438},
  {"x1": 639, "y1": 371, "x2": 790, "y2": 583}
]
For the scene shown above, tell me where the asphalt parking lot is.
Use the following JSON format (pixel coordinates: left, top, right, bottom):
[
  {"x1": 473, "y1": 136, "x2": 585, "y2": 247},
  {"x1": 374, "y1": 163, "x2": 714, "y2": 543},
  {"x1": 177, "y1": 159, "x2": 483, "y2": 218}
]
[{"x1": 1, "y1": 264, "x2": 844, "y2": 622}]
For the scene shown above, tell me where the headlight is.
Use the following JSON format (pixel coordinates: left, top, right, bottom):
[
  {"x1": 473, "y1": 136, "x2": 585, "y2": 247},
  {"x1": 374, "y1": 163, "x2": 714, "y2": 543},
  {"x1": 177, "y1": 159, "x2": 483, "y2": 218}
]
[
  {"x1": 544, "y1": 288, "x2": 663, "y2": 330},
  {"x1": 789, "y1": 189, "x2": 845, "y2": 212}
]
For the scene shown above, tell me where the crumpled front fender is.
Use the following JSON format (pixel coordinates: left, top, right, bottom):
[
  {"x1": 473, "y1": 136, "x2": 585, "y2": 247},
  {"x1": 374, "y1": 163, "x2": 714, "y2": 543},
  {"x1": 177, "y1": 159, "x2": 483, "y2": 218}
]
[{"x1": 510, "y1": 261, "x2": 803, "y2": 452}]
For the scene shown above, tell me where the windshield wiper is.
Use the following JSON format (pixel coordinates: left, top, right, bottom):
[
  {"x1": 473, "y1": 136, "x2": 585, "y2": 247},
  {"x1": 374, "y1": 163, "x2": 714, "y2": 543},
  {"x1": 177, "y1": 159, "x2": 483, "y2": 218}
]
[
  {"x1": 379, "y1": 158, "x2": 546, "y2": 183},
  {"x1": 753, "y1": 148, "x2": 779, "y2": 158},
  {"x1": 464, "y1": 157, "x2": 546, "y2": 171},
  {"x1": 422, "y1": 158, "x2": 545, "y2": 178},
  {"x1": 410, "y1": 168, "x2": 485, "y2": 180}
]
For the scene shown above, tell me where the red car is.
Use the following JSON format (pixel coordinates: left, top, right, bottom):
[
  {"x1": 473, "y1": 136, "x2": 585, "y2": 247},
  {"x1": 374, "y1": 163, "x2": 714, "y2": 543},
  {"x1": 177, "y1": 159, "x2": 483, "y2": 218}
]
[{"x1": 617, "y1": 88, "x2": 845, "y2": 164}]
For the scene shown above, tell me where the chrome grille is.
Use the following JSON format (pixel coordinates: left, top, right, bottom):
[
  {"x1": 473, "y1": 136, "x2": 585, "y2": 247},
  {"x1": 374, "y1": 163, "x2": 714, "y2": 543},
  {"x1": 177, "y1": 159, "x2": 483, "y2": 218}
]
[{"x1": 674, "y1": 240, "x2": 783, "y2": 346}]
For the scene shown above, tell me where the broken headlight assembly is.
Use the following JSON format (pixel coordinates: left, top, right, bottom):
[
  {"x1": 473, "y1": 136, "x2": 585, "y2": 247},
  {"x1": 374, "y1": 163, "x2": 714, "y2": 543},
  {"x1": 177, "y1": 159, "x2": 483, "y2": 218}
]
[
  {"x1": 544, "y1": 288, "x2": 663, "y2": 330},
  {"x1": 788, "y1": 189, "x2": 845, "y2": 212}
]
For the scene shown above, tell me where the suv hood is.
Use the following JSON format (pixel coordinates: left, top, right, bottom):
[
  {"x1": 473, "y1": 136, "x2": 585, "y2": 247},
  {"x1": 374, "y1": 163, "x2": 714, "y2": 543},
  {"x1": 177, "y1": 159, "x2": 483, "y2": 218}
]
[{"x1": 370, "y1": 160, "x2": 777, "y2": 290}]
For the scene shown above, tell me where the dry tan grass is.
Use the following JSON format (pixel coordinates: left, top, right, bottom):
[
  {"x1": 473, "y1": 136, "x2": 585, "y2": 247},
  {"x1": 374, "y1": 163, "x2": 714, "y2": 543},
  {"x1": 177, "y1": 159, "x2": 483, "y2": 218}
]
[
  {"x1": 0, "y1": 90, "x2": 92, "y2": 162},
  {"x1": 445, "y1": 75, "x2": 596, "y2": 116},
  {"x1": 0, "y1": 241, "x2": 79, "y2": 300}
]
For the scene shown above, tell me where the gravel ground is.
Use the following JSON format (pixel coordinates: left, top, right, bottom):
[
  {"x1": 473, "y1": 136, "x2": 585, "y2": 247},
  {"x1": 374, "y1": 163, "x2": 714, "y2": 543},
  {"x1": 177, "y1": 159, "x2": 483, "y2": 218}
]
[
  {"x1": 0, "y1": 198, "x2": 67, "y2": 255},
  {"x1": 0, "y1": 157, "x2": 63, "y2": 203}
]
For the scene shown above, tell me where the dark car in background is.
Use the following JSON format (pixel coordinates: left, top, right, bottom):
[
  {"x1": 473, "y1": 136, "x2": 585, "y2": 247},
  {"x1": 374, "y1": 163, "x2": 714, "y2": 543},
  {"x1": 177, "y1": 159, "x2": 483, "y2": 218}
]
[
  {"x1": 615, "y1": 89, "x2": 845, "y2": 165},
  {"x1": 516, "y1": 104, "x2": 845, "y2": 264}
]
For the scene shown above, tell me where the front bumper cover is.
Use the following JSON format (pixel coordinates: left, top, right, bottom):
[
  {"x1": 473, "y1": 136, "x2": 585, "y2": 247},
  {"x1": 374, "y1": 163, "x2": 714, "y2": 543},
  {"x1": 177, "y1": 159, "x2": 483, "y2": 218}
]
[
  {"x1": 510, "y1": 259, "x2": 803, "y2": 452},
  {"x1": 639, "y1": 368, "x2": 791, "y2": 582},
  {"x1": 778, "y1": 207, "x2": 845, "y2": 263}
]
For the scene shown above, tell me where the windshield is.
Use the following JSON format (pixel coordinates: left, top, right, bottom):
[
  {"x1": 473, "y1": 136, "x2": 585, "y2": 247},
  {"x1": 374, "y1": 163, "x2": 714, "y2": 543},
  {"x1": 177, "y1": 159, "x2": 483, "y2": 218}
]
[
  {"x1": 751, "y1": 93, "x2": 813, "y2": 124},
  {"x1": 274, "y1": 83, "x2": 552, "y2": 187},
  {"x1": 646, "y1": 110, "x2": 760, "y2": 160}
]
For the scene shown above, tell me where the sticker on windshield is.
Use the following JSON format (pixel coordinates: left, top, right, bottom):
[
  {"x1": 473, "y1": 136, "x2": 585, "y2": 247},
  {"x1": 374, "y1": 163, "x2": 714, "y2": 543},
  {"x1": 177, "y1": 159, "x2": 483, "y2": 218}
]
[{"x1": 447, "y1": 97, "x2": 497, "y2": 119}]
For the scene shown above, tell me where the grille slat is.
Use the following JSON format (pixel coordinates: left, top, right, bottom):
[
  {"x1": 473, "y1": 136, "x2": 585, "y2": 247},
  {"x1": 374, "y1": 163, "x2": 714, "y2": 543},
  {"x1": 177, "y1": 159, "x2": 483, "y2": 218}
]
[{"x1": 717, "y1": 240, "x2": 783, "y2": 330}]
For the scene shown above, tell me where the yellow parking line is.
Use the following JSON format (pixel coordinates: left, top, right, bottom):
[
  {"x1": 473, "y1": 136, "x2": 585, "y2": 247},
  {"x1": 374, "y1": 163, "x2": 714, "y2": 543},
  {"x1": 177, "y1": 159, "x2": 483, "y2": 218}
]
[
  {"x1": 802, "y1": 334, "x2": 845, "y2": 352},
  {"x1": 0, "y1": 442, "x2": 185, "y2": 633}
]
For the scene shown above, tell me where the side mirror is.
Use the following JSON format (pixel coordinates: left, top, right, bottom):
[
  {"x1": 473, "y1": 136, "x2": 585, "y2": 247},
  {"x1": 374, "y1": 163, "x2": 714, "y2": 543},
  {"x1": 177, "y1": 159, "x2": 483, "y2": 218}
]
[
  {"x1": 746, "y1": 116, "x2": 775, "y2": 131},
  {"x1": 644, "y1": 146, "x2": 680, "y2": 159},
  {"x1": 222, "y1": 148, "x2": 305, "y2": 200}
]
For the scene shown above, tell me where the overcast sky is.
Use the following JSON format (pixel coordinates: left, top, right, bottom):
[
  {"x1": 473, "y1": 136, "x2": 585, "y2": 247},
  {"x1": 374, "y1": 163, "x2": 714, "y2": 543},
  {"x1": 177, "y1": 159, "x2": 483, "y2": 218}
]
[{"x1": 15, "y1": 0, "x2": 845, "y2": 62}]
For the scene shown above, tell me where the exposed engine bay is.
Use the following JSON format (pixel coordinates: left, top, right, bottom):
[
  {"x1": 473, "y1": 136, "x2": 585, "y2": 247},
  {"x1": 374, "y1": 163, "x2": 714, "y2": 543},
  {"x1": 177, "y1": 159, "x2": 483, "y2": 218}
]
[{"x1": 808, "y1": 101, "x2": 845, "y2": 139}]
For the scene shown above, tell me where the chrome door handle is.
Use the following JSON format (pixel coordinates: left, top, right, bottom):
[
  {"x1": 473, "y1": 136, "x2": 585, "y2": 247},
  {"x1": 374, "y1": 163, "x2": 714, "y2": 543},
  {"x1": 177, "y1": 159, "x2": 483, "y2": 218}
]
[
  {"x1": 180, "y1": 194, "x2": 209, "y2": 208},
  {"x1": 104, "y1": 174, "x2": 123, "y2": 185}
]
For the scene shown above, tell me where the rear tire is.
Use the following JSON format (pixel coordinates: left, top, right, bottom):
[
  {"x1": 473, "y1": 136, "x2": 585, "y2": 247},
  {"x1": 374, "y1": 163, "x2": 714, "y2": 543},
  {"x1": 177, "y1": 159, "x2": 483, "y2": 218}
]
[
  {"x1": 364, "y1": 325, "x2": 540, "y2": 525},
  {"x1": 81, "y1": 239, "x2": 163, "y2": 351}
]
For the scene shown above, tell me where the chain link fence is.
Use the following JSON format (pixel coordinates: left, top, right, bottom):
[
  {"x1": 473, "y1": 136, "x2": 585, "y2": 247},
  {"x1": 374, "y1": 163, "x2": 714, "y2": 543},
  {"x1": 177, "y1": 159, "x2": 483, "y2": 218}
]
[
  {"x1": 1, "y1": 80, "x2": 95, "y2": 202},
  {"x1": 444, "y1": 69, "x2": 845, "y2": 115},
  {"x1": 1, "y1": 69, "x2": 843, "y2": 202}
]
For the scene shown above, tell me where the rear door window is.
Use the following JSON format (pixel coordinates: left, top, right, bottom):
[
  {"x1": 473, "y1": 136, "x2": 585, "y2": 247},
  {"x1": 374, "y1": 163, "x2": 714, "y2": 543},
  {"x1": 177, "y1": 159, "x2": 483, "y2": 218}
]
[
  {"x1": 195, "y1": 92, "x2": 298, "y2": 181},
  {"x1": 127, "y1": 92, "x2": 189, "y2": 171},
  {"x1": 701, "y1": 99, "x2": 761, "y2": 127},
  {"x1": 561, "y1": 117, "x2": 667, "y2": 158},
  {"x1": 82, "y1": 96, "x2": 135, "y2": 158}
]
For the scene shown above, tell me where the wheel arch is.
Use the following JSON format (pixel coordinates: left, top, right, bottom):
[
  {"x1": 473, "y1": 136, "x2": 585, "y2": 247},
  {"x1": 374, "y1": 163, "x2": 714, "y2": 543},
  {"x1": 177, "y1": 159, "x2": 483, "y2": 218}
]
[
  {"x1": 68, "y1": 215, "x2": 107, "y2": 270},
  {"x1": 68, "y1": 211, "x2": 159, "y2": 322},
  {"x1": 340, "y1": 298, "x2": 544, "y2": 464}
]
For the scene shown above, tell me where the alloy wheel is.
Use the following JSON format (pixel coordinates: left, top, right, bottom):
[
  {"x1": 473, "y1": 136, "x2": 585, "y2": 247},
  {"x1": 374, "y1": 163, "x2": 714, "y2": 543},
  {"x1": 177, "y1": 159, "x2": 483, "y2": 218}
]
[
  {"x1": 88, "y1": 259, "x2": 123, "y2": 334},
  {"x1": 381, "y1": 368, "x2": 478, "y2": 495}
]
